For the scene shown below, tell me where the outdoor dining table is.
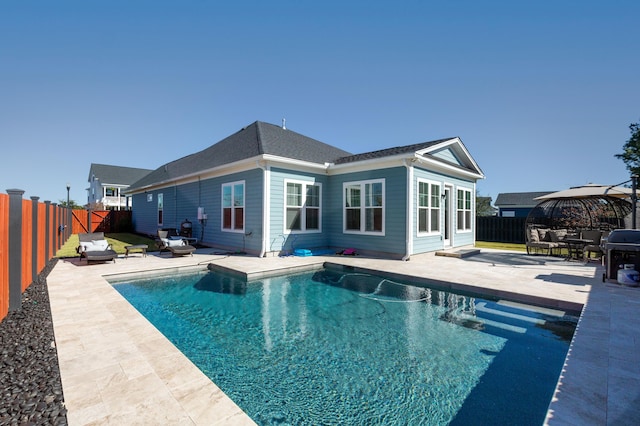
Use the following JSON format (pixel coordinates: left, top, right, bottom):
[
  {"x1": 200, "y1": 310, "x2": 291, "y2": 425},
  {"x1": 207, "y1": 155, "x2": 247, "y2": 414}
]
[{"x1": 564, "y1": 238, "x2": 593, "y2": 261}]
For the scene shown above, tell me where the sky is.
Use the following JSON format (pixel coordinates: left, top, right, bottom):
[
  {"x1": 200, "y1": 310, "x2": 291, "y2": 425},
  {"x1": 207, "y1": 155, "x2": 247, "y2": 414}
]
[{"x1": 2, "y1": 1, "x2": 639, "y2": 206}]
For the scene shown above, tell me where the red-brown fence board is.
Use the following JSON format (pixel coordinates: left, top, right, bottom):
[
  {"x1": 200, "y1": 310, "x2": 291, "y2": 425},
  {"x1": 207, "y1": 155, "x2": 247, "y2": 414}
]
[
  {"x1": 0, "y1": 194, "x2": 9, "y2": 321},
  {"x1": 72, "y1": 209, "x2": 88, "y2": 234},
  {"x1": 21, "y1": 200, "x2": 32, "y2": 291},
  {"x1": 91, "y1": 210, "x2": 110, "y2": 232},
  {"x1": 38, "y1": 202, "x2": 46, "y2": 274}
]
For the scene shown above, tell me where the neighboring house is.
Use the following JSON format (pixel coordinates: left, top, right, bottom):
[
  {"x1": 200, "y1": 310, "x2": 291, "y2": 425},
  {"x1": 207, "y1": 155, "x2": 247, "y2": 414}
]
[
  {"x1": 494, "y1": 191, "x2": 555, "y2": 217},
  {"x1": 476, "y1": 196, "x2": 497, "y2": 216},
  {"x1": 87, "y1": 163, "x2": 153, "y2": 210},
  {"x1": 126, "y1": 121, "x2": 485, "y2": 259}
]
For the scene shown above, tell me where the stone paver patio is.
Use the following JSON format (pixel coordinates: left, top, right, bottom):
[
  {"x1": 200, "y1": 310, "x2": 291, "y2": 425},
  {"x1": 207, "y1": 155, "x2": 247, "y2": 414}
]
[{"x1": 47, "y1": 248, "x2": 640, "y2": 425}]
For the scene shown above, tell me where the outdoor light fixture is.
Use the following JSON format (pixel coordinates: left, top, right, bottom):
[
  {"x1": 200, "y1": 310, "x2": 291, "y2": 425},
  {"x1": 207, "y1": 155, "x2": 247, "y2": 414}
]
[{"x1": 66, "y1": 183, "x2": 70, "y2": 207}]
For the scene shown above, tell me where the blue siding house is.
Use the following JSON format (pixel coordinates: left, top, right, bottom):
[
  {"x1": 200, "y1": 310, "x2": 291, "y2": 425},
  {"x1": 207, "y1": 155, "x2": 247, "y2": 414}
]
[{"x1": 126, "y1": 121, "x2": 485, "y2": 259}]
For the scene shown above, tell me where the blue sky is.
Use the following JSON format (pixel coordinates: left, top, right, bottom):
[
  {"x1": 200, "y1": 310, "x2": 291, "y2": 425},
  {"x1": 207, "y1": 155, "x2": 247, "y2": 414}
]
[{"x1": 1, "y1": 1, "x2": 639, "y2": 205}]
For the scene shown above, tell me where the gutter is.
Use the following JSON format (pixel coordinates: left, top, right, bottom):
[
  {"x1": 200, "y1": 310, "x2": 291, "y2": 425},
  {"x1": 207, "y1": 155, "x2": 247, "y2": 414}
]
[{"x1": 257, "y1": 160, "x2": 270, "y2": 257}]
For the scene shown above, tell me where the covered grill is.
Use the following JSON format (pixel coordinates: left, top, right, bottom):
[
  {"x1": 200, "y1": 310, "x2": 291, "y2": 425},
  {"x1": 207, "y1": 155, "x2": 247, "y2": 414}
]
[{"x1": 604, "y1": 229, "x2": 640, "y2": 282}]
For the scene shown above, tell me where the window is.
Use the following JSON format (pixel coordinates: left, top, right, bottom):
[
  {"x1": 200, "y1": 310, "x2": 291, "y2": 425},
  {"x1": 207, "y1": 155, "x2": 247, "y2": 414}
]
[
  {"x1": 457, "y1": 188, "x2": 472, "y2": 231},
  {"x1": 285, "y1": 181, "x2": 321, "y2": 232},
  {"x1": 157, "y1": 193, "x2": 163, "y2": 226},
  {"x1": 344, "y1": 179, "x2": 384, "y2": 234},
  {"x1": 222, "y1": 181, "x2": 245, "y2": 231},
  {"x1": 418, "y1": 180, "x2": 440, "y2": 233}
]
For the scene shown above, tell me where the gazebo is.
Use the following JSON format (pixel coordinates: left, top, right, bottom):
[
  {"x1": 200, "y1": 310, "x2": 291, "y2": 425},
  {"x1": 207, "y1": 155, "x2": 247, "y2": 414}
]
[
  {"x1": 525, "y1": 196, "x2": 632, "y2": 231},
  {"x1": 525, "y1": 183, "x2": 637, "y2": 231}
]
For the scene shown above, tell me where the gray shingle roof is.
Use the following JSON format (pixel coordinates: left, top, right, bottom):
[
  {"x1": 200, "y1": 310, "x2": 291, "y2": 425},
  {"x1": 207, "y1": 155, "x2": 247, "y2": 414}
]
[
  {"x1": 88, "y1": 164, "x2": 153, "y2": 186},
  {"x1": 128, "y1": 121, "x2": 353, "y2": 191},
  {"x1": 494, "y1": 191, "x2": 556, "y2": 207},
  {"x1": 334, "y1": 139, "x2": 452, "y2": 164}
]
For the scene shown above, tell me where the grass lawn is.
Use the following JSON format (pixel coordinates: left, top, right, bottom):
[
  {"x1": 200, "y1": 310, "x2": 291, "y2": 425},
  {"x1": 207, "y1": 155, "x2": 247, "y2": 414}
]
[
  {"x1": 56, "y1": 233, "x2": 158, "y2": 258},
  {"x1": 474, "y1": 241, "x2": 527, "y2": 252}
]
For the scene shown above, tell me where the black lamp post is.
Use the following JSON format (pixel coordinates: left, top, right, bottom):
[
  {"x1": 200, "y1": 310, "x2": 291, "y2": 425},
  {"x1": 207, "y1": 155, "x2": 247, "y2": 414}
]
[{"x1": 66, "y1": 183, "x2": 70, "y2": 207}]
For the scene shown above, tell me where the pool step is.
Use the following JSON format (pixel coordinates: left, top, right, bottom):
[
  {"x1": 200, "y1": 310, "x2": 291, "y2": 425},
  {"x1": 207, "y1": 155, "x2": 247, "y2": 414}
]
[
  {"x1": 435, "y1": 249, "x2": 480, "y2": 258},
  {"x1": 441, "y1": 300, "x2": 549, "y2": 334}
]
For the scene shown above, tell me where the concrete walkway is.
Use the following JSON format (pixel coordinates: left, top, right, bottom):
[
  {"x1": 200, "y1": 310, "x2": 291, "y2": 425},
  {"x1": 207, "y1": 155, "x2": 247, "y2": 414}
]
[{"x1": 46, "y1": 248, "x2": 640, "y2": 425}]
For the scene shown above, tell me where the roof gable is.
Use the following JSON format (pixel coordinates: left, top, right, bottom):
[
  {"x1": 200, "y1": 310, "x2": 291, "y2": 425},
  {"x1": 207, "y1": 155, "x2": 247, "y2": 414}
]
[
  {"x1": 431, "y1": 147, "x2": 461, "y2": 165},
  {"x1": 335, "y1": 137, "x2": 484, "y2": 179},
  {"x1": 334, "y1": 139, "x2": 450, "y2": 164}
]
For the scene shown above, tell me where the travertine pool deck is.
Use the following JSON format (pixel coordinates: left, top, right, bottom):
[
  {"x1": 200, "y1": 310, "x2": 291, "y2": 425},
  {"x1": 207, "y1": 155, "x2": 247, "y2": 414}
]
[{"x1": 47, "y1": 248, "x2": 640, "y2": 425}]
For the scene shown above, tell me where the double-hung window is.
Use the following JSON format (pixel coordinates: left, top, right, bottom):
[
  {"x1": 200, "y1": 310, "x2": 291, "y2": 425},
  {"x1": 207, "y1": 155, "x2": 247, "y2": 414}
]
[
  {"x1": 285, "y1": 180, "x2": 321, "y2": 232},
  {"x1": 222, "y1": 181, "x2": 245, "y2": 232},
  {"x1": 157, "y1": 193, "x2": 163, "y2": 226},
  {"x1": 418, "y1": 180, "x2": 440, "y2": 234},
  {"x1": 344, "y1": 179, "x2": 384, "y2": 234},
  {"x1": 456, "y1": 188, "x2": 472, "y2": 232}
]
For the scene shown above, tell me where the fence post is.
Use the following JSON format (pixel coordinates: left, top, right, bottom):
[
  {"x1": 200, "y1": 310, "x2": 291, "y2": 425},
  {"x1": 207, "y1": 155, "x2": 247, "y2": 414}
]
[
  {"x1": 44, "y1": 200, "x2": 50, "y2": 261},
  {"x1": 7, "y1": 189, "x2": 24, "y2": 312},
  {"x1": 31, "y1": 196, "x2": 39, "y2": 281}
]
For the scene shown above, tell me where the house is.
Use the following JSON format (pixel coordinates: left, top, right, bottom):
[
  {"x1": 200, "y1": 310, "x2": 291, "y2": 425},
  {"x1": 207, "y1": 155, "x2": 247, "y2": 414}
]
[
  {"x1": 494, "y1": 191, "x2": 555, "y2": 217},
  {"x1": 87, "y1": 163, "x2": 153, "y2": 210},
  {"x1": 126, "y1": 121, "x2": 485, "y2": 259},
  {"x1": 476, "y1": 196, "x2": 497, "y2": 216}
]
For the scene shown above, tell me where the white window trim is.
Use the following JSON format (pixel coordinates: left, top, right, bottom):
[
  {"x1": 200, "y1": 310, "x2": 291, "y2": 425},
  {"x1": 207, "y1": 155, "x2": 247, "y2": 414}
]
[
  {"x1": 417, "y1": 178, "x2": 441, "y2": 236},
  {"x1": 343, "y1": 179, "x2": 385, "y2": 236},
  {"x1": 456, "y1": 186, "x2": 473, "y2": 233},
  {"x1": 284, "y1": 179, "x2": 322, "y2": 234},
  {"x1": 221, "y1": 180, "x2": 245, "y2": 233}
]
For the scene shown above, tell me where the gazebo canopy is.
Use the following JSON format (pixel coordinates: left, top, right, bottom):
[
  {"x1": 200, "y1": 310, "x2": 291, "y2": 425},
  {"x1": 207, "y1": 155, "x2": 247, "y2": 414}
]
[
  {"x1": 525, "y1": 196, "x2": 632, "y2": 230},
  {"x1": 534, "y1": 183, "x2": 638, "y2": 201}
]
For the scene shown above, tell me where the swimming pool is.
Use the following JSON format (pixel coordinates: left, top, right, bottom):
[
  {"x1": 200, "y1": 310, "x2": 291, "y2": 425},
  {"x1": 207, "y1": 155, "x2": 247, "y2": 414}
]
[{"x1": 111, "y1": 265, "x2": 577, "y2": 425}]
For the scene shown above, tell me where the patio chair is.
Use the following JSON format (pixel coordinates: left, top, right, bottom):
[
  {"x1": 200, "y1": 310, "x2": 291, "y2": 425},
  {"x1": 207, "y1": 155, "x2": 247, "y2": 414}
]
[
  {"x1": 582, "y1": 229, "x2": 605, "y2": 261},
  {"x1": 76, "y1": 232, "x2": 117, "y2": 263},
  {"x1": 157, "y1": 230, "x2": 196, "y2": 257}
]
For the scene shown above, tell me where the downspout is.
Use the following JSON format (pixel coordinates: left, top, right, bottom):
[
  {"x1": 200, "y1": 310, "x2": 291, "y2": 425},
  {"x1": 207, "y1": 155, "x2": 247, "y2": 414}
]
[
  {"x1": 402, "y1": 159, "x2": 414, "y2": 261},
  {"x1": 257, "y1": 161, "x2": 270, "y2": 257}
]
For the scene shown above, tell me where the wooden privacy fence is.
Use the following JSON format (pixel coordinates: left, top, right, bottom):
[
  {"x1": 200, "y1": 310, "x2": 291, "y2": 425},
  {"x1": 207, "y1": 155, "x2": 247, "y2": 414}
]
[
  {"x1": 476, "y1": 216, "x2": 527, "y2": 244},
  {"x1": 0, "y1": 190, "x2": 73, "y2": 323},
  {"x1": 71, "y1": 209, "x2": 132, "y2": 234}
]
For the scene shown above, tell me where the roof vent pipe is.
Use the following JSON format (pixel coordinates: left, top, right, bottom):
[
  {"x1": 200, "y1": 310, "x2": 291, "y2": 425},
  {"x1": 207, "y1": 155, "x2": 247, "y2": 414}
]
[{"x1": 282, "y1": 118, "x2": 286, "y2": 129}]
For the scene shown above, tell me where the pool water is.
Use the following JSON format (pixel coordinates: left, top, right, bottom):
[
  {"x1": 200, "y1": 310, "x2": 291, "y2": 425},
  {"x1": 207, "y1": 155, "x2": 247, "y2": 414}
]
[{"x1": 112, "y1": 266, "x2": 577, "y2": 425}]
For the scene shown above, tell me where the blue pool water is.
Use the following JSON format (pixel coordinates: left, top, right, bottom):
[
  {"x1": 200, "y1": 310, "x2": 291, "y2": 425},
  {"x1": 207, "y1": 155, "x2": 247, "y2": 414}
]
[{"x1": 111, "y1": 266, "x2": 577, "y2": 425}]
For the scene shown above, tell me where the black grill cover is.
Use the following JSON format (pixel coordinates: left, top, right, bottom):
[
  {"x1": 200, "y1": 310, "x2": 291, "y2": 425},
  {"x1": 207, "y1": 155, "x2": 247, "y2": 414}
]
[{"x1": 606, "y1": 229, "x2": 640, "y2": 245}]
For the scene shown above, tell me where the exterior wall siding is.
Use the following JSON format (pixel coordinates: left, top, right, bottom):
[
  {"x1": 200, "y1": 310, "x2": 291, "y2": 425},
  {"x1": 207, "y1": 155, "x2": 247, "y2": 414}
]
[
  {"x1": 498, "y1": 207, "x2": 533, "y2": 218},
  {"x1": 411, "y1": 167, "x2": 476, "y2": 254},
  {"x1": 268, "y1": 168, "x2": 330, "y2": 255},
  {"x1": 198, "y1": 169, "x2": 264, "y2": 254},
  {"x1": 326, "y1": 167, "x2": 407, "y2": 258},
  {"x1": 131, "y1": 192, "x2": 160, "y2": 236},
  {"x1": 132, "y1": 169, "x2": 264, "y2": 254},
  {"x1": 432, "y1": 148, "x2": 460, "y2": 165},
  {"x1": 131, "y1": 157, "x2": 479, "y2": 258}
]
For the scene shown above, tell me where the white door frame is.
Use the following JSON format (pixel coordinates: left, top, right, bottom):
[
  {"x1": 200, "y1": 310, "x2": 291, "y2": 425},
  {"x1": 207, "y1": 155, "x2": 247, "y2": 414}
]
[{"x1": 443, "y1": 185, "x2": 453, "y2": 248}]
